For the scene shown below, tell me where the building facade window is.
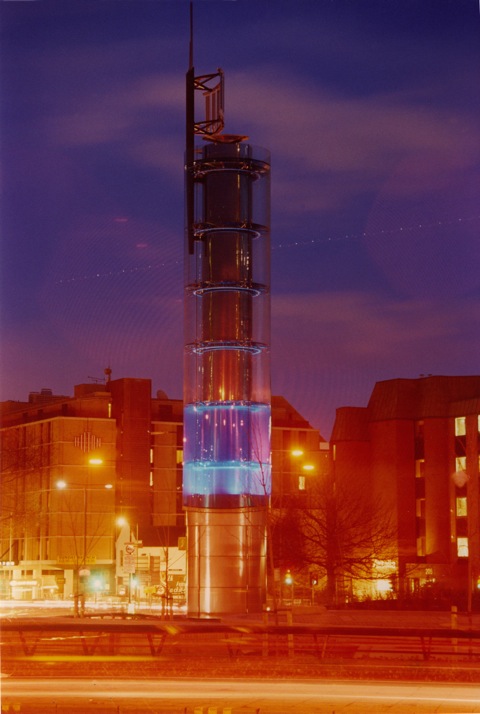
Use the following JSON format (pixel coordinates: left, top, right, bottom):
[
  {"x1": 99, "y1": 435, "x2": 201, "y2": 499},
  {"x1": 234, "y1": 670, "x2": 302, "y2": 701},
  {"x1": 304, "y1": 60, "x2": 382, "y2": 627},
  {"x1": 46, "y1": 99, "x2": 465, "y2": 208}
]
[
  {"x1": 415, "y1": 459, "x2": 425, "y2": 478},
  {"x1": 457, "y1": 537, "x2": 469, "y2": 558},
  {"x1": 416, "y1": 499, "x2": 425, "y2": 518},
  {"x1": 452, "y1": 455, "x2": 468, "y2": 488},
  {"x1": 415, "y1": 420, "x2": 424, "y2": 437},
  {"x1": 455, "y1": 417, "x2": 466, "y2": 436},
  {"x1": 298, "y1": 475, "x2": 306, "y2": 491},
  {"x1": 414, "y1": 421, "x2": 424, "y2": 459},
  {"x1": 456, "y1": 496, "x2": 467, "y2": 517}
]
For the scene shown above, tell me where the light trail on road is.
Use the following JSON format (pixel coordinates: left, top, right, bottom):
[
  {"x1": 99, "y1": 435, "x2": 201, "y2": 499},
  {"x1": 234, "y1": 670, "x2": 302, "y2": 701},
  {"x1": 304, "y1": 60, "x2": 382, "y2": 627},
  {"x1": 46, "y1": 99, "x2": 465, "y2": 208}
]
[{"x1": 2, "y1": 678, "x2": 480, "y2": 713}]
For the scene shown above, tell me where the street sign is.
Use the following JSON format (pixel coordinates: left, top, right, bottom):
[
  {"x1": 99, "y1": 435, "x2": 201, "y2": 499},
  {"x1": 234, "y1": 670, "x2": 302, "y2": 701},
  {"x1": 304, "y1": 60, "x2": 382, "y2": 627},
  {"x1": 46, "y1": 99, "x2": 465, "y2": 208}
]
[{"x1": 123, "y1": 550, "x2": 136, "y2": 574}]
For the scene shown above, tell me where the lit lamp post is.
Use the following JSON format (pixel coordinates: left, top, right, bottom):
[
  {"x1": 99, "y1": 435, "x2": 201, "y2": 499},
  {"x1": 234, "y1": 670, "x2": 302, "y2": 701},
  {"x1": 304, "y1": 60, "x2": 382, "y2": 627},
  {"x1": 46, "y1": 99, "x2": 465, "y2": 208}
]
[
  {"x1": 88, "y1": 457, "x2": 117, "y2": 564},
  {"x1": 290, "y1": 448, "x2": 316, "y2": 494},
  {"x1": 286, "y1": 450, "x2": 316, "y2": 608},
  {"x1": 278, "y1": 448, "x2": 307, "y2": 501},
  {"x1": 56, "y1": 479, "x2": 113, "y2": 616},
  {"x1": 269, "y1": 448, "x2": 314, "y2": 611}
]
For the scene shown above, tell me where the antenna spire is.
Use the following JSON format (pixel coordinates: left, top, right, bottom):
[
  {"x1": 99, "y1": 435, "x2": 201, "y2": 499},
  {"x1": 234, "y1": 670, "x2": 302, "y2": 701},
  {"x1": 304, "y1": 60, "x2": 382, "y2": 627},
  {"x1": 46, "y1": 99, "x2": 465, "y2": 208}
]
[{"x1": 189, "y1": 2, "x2": 194, "y2": 70}]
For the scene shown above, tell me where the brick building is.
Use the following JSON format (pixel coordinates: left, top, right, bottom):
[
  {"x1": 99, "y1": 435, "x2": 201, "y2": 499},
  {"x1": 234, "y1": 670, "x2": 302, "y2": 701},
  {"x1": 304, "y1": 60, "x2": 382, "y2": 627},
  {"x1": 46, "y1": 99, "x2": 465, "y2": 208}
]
[
  {"x1": 0, "y1": 377, "x2": 324, "y2": 601},
  {"x1": 331, "y1": 375, "x2": 480, "y2": 605}
]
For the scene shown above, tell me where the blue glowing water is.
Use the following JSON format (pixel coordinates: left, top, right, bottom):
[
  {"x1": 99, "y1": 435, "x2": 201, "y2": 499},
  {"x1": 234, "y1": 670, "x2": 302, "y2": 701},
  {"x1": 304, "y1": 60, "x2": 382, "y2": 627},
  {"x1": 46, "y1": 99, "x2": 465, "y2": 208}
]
[{"x1": 183, "y1": 402, "x2": 271, "y2": 502}]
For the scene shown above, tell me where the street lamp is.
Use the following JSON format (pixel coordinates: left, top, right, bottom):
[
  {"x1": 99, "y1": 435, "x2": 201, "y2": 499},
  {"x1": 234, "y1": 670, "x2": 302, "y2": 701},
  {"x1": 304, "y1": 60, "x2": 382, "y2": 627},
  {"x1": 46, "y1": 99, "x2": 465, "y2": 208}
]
[
  {"x1": 56, "y1": 479, "x2": 113, "y2": 616},
  {"x1": 290, "y1": 449, "x2": 315, "y2": 493},
  {"x1": 278, "y1": 448, "x2": 307, "y2": 499}
]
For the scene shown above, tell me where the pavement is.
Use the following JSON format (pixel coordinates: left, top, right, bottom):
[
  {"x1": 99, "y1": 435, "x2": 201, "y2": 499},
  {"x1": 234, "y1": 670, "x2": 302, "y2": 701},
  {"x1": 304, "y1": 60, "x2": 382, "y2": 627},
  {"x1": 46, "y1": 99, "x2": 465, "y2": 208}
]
[
  {"x1": 2, "y1": 597, "x2": 480, "y2": 628},
  {"x1": 232, "y1": 605, "x2": 480, "y2": 630}
]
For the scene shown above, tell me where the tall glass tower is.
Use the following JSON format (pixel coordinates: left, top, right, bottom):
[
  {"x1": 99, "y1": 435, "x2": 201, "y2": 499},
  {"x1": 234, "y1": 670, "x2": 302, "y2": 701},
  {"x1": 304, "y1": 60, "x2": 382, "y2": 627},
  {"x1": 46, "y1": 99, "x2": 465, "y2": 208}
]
[{"x1": 184, "y1": 48, "x2": 271, "y2": 615}]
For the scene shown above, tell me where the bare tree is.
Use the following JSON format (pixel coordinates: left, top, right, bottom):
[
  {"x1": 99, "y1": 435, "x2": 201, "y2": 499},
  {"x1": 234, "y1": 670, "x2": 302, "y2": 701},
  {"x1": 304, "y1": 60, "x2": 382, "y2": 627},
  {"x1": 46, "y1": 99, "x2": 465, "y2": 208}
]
[
  {"x1": 300, "y1": 479, "x2": 396, "y2": 606},
  {"x1": 65, "y1": 488, "x2": 117, "y2": 614},
  {"x1": 270, "y1": 503, "x2": 306, "y2": 571},
  {"x1": 57, "y1": 489, "x2": 112, "y2": 565},
  {"x1": 0, "y1": 428, "x2": 50, "y2": 562}
]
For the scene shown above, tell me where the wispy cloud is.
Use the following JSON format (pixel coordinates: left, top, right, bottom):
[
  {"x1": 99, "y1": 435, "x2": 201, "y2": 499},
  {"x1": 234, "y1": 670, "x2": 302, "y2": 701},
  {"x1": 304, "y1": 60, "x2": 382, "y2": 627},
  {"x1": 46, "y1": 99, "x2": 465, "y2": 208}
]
[
  {"x1": 229, "y1": 69, "x2": 478, "y2": 202},
  {"x1": 271, "y1": 287, "x2": 480, "y2": 436},
  {"x1": 272, "y1": 291, "x2": 480, "y2": 369},
  {"x1": 42, "y1": 58, "x2": 478, "y2": 219},
  {"x1": 47, "y1": 73, "x2": 183, "y2": 145},
  {"x1": 24, "y1": 5, "x2": 476, "y2": 224}
]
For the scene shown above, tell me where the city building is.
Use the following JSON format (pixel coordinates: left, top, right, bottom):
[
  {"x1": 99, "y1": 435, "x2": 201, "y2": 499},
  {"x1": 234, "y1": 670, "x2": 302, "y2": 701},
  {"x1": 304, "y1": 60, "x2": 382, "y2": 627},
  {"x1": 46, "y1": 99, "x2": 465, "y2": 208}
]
[
  {"x1": 0, "y1": 376, "x2": 324, "y2": 603},
  {"x1": 330, "y1": 375, "x2": 480, "y2": 606}
]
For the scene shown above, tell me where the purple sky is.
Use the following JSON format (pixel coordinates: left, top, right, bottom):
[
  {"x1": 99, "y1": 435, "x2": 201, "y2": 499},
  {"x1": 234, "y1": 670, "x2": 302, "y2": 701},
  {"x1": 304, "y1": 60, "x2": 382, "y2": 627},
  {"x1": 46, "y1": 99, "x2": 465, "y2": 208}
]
[{"x1": 1, "y1": 0, "x2": 479, "y2": 439}]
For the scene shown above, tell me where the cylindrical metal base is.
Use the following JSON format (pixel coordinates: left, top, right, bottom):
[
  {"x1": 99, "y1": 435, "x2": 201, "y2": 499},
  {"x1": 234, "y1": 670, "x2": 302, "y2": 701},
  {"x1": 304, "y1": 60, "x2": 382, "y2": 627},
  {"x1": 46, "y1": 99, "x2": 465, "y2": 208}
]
[{"x1": 186, "y1": 507, "x2": 267, "y2": 616}]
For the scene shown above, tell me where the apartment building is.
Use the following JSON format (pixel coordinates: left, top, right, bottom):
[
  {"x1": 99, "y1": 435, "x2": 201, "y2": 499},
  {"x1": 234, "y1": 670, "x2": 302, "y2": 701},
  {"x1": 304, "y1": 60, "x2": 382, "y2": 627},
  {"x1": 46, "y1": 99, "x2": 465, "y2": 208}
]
[
  {"x1": 330, "y1": 375, "x2": 480, "y2": 605},
  {"x1": 0, "y1": 377, "x2": 323, "y2": 601}
]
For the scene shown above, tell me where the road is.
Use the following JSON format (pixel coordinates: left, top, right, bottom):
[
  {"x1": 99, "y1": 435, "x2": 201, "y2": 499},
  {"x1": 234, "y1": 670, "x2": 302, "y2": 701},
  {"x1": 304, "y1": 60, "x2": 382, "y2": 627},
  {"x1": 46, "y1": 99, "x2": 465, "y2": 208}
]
[
  {"x1": 3, "y1": 603, "x2": 480, "y2": 712},
  {"x1": 2, "y1": 677, "x2": 480, "y2": 713}
]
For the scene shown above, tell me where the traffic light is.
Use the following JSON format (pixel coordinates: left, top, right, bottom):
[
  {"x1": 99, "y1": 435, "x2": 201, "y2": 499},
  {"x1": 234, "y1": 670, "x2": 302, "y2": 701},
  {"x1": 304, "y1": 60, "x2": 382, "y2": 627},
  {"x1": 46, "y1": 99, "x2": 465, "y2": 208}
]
[
  {"x1": 310, "y1": 572, "x2": 319, "y2": 587},
  {"x1": 284, "y1": 570, "x2": 293, "y2": 585}
]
